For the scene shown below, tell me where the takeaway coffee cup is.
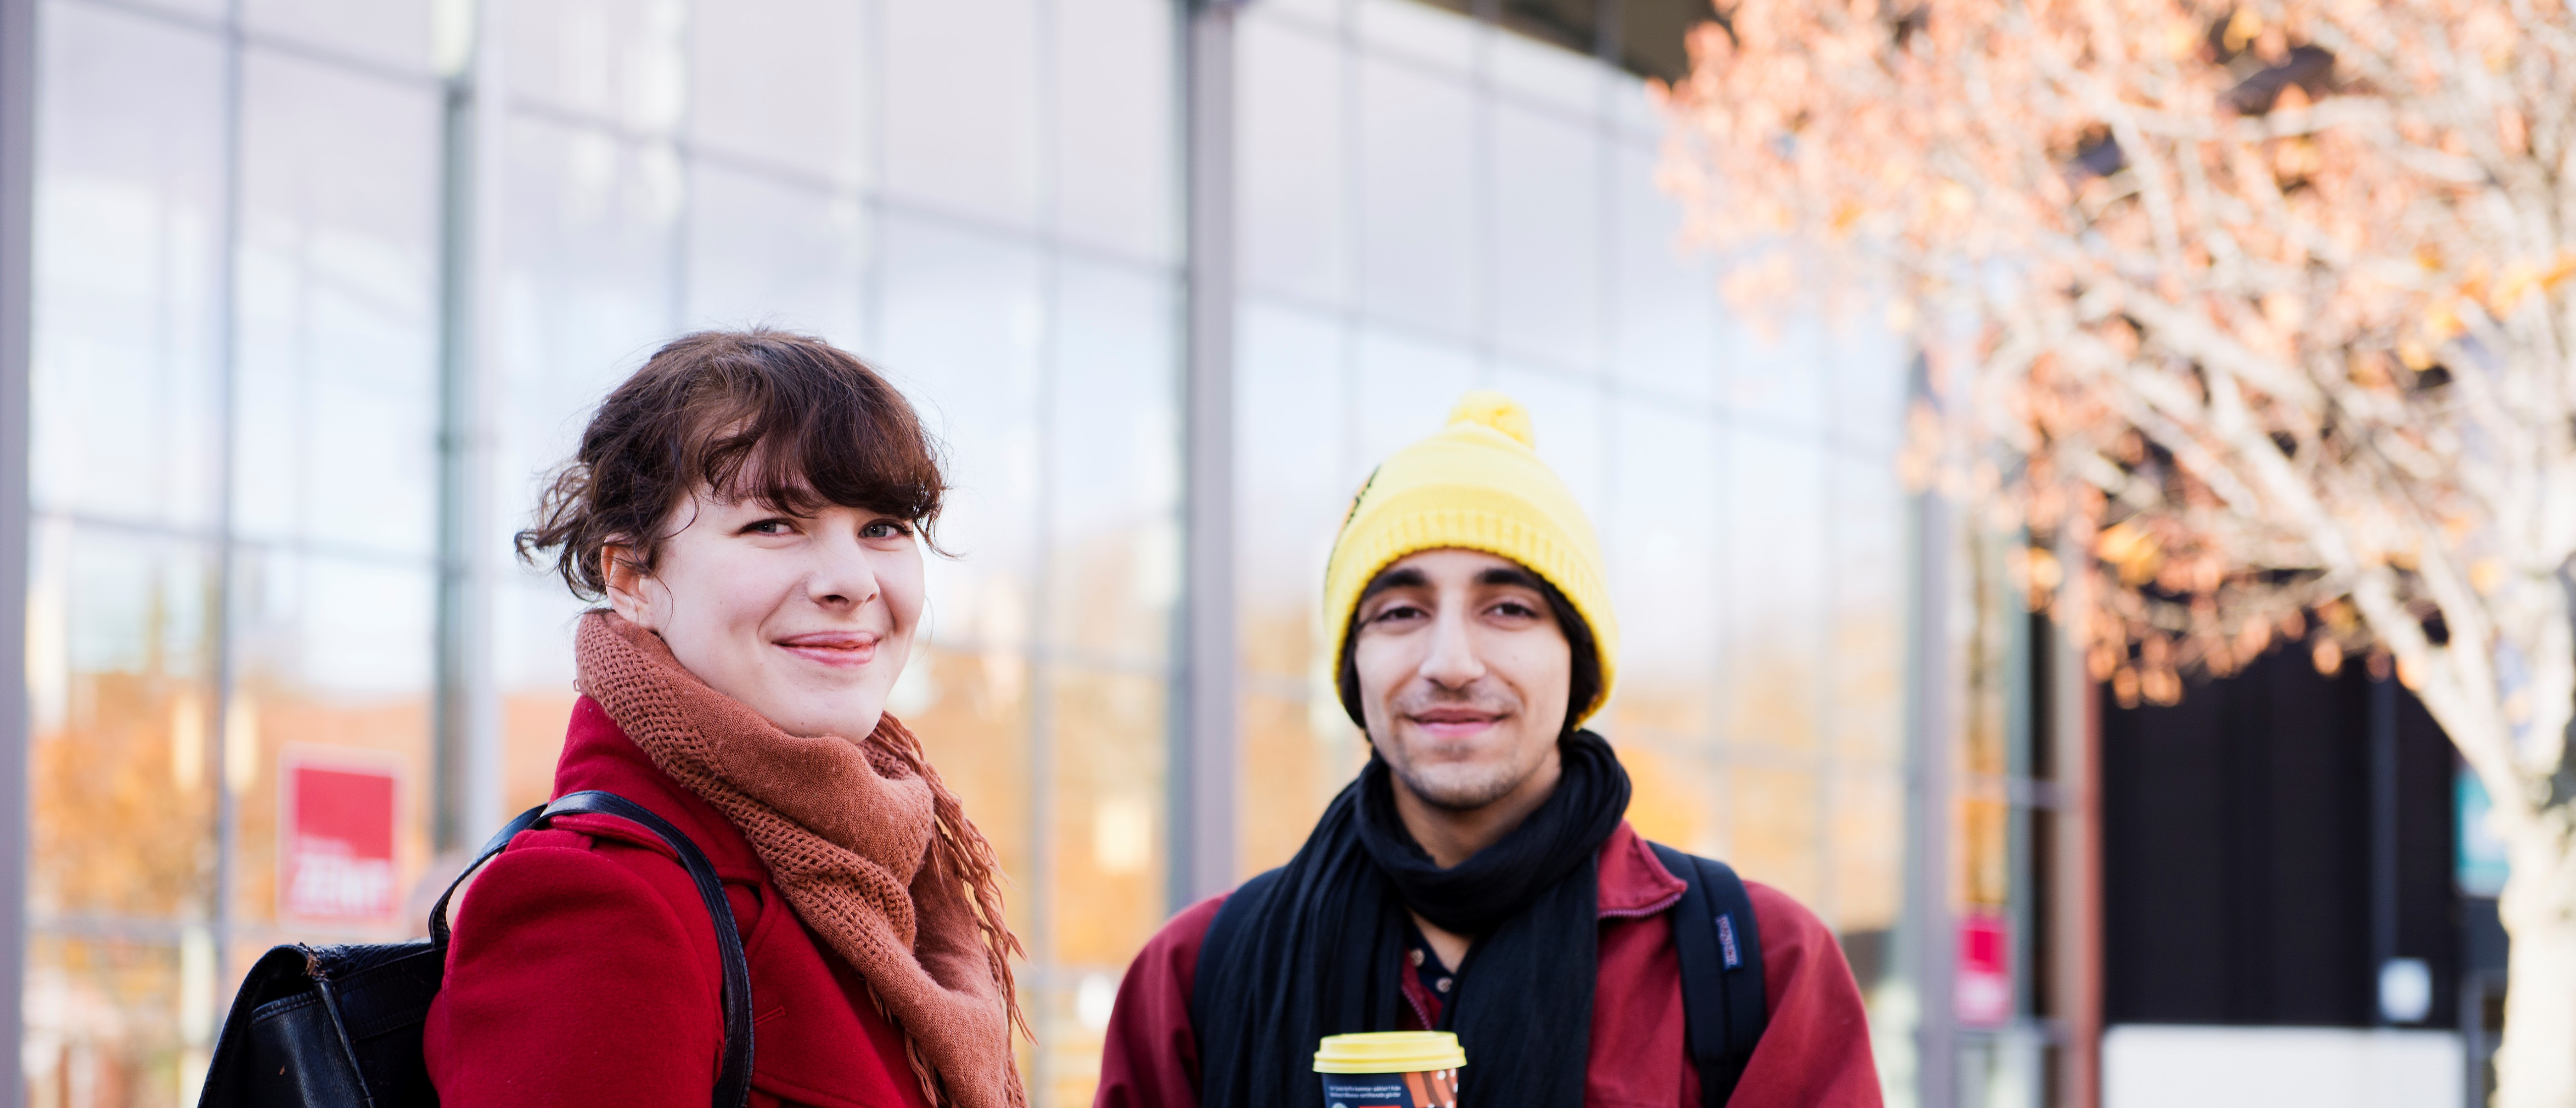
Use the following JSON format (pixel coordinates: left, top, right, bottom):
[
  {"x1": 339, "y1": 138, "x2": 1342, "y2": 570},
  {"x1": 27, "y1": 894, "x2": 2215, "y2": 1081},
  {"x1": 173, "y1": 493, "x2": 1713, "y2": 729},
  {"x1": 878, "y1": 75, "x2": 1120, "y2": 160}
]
[{"x1": 1312, "y1": 1031, "x2": 1464, "y2": 1108}]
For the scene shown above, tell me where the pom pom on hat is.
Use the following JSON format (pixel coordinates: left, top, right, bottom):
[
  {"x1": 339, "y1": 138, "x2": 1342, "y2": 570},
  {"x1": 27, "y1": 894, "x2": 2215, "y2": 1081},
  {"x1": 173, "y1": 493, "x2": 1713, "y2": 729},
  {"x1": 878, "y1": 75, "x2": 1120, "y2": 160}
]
[{"x1": 1447, "y1": 390, "x2": 1535, "y2": 449}]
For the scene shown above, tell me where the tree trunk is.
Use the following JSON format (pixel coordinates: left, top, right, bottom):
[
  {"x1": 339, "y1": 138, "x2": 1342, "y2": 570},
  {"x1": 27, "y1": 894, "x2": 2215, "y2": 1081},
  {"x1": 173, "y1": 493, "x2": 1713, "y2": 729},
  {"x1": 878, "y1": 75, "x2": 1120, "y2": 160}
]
[{"x1": 2494, "y1": 814, "x2": 2576, "y2": 1108}]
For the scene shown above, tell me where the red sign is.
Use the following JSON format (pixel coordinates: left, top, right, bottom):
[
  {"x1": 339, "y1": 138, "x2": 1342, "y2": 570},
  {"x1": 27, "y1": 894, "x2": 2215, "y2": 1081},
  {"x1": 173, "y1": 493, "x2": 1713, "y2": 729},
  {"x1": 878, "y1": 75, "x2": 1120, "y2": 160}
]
[
  {"x1": 284, "y1": 760, "x2": 398, "y2": 922},
  {"x1": 1955, "y1": 912, "x2": 2012, "y2": 1026}
]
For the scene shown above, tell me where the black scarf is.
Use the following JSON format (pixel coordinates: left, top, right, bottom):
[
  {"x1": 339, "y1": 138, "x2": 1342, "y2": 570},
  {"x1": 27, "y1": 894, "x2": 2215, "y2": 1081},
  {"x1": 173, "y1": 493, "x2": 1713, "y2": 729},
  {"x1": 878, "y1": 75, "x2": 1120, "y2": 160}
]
[{"x1": 1193, "y1": 731, "x2": 1632, "y2": 1108}]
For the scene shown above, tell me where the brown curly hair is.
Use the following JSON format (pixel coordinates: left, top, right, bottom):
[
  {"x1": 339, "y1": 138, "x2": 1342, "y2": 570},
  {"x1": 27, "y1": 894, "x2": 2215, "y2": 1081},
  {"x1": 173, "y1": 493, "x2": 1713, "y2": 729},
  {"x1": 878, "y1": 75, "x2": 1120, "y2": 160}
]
[{"x1": 517, "y1": 329, "x2": 946, "y2": 599}]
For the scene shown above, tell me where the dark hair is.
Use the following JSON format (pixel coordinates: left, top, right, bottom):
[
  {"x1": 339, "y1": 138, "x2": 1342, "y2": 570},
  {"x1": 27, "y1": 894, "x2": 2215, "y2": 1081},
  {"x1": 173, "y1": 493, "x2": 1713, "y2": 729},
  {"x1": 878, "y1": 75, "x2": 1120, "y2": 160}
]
[
  {"x1": 517, "y1": 328, "x2": 945, "y2": 599},
  {"x1": 1334, "y1": 565, "x2": 1603, "y2": 735}
]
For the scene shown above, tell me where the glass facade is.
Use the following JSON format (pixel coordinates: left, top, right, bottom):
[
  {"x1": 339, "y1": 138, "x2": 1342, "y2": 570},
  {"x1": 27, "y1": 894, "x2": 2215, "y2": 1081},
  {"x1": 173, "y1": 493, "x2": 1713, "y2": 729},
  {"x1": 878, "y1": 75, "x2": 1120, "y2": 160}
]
[{"x1": 15, "y1": 1, "x2": 1914, "y2": 1107}]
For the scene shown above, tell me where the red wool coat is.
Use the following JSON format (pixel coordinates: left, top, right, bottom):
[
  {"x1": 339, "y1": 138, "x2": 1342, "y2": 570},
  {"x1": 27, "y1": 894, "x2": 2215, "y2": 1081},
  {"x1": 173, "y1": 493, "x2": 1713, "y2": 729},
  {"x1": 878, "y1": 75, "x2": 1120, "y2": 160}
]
[
  {"x1": 1093, "y1": 823, "x2": 1882, "y2": 1108},
  {"x1": 423, "y1": 698, "x2": 936, "y2": 1108}
]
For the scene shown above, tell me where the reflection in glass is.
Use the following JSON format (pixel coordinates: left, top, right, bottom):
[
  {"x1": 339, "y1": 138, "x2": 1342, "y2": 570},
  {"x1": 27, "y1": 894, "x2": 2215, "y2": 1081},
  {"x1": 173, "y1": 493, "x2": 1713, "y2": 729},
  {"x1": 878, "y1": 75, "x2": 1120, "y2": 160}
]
[
  {"x1": 31, "y1": 4, "x2": 225, "y2": 529},
  {"x1": 687, "y1": 0, "x2": 870, "y2": 187},
  {"x1": 503, "y1": 0, "x2": 687, "y2": 133},
  {"x1": 1358, "y1": 58, "x2": 1474, "y2": 336},
  {"x1": 1238, "y1": 16, "x2": 1347, "y2": 304},
  {"x1": 683, "y1": 162, "x2": 868, "y2": 351},
  {"x1": 1720, "y1": 434, "x2": 1829, "y2": 754},
  {"x1": 1047, "y1": 260, "x2": 1180, "y2": 665},
  {"x1": 242, "y1": 0, "x2": 435, "y2": 75},
  {"x1": 29, "y1": 524, "x2": 217, "y2": 923},
  {"x1": 879, "y1": 215, "x2": 1044, "y2": 655},
  {"x1": 1493, "y1": 105, "x2": 1600, "y2": 370},
  {"x1": 1607, "y1": 401, "x2": 1719, "y2": 740},
  {"x1": 1234, "y1": 299, "x2": 1351, "y2": 680},
  {"x1": 882, "y1": 0, "x2": 1040, "y2": 227},
  {"x1": 225, "y1": 551, "x2": 437, "y2": 938},
  {"x1": 1354, "y1": 328, "x2": 1476, "y2": 463},
  {"x1": 1609, "y1": 142, "x2": 1717, "y2": 403},
  {"x1": 234, "y1": 50, "x2": 442, "y2": 559},
  {"x1": 1053, "y1": 0, "x2": 1178, "y2": 262}
]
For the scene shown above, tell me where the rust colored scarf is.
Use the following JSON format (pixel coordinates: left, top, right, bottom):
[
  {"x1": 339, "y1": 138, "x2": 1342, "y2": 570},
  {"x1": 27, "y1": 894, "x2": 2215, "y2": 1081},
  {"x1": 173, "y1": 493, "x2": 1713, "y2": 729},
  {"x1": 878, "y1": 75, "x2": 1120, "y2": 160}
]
[{"x1": 574, "y1": 612, "x2": 1028, "y2": 1108}]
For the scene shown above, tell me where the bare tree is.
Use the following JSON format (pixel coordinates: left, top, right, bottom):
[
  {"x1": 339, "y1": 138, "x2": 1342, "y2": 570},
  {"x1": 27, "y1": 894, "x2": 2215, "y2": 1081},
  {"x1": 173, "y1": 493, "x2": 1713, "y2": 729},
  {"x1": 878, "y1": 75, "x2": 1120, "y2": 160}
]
[{"x1": 1658, "y1": 0, "x2": 2576, "y2": 1101}]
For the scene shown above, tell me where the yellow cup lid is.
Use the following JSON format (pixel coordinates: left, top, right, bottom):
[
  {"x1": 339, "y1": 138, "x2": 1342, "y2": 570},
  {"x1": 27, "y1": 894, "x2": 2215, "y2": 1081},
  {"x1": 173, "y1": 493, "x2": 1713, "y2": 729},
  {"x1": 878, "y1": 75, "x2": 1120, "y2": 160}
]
[{"x1": 1312, "y1": 1032, "x2": 1468, "y2": 1074}]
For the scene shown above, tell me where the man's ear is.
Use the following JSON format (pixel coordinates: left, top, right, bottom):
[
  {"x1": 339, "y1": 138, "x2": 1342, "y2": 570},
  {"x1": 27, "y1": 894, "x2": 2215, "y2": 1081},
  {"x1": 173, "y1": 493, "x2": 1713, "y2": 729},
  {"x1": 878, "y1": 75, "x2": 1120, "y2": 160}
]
[{"x1": 601, "y1": 543, "x2": 657, "y2": 627}]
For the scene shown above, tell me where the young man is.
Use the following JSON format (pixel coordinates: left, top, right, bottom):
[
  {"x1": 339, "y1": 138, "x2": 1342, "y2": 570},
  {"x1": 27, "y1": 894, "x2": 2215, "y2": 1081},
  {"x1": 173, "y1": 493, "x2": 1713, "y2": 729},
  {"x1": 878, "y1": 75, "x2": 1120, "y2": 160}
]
[{"x1": 1095, "y1": 394, "x2": 1881, "y2": 1108}]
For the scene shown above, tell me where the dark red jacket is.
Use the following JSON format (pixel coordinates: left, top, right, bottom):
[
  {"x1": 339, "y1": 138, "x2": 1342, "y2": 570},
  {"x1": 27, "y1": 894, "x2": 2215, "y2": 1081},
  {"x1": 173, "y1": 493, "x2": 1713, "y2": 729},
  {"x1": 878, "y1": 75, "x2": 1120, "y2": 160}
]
[
  {"x1": 1093, "y1": 823, "x2": 1880, "y2": 1108},
  {"x1": 424, "y1": 698, "x2": 935, "y2": 1108}
]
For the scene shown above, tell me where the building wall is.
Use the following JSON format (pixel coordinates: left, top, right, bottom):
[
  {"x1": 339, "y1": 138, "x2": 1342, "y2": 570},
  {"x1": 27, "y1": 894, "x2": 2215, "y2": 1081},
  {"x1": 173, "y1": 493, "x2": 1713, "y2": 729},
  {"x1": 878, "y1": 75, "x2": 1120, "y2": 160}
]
[{"x1": 17, "y1": 1, "x2": 1914, "y2": 1106}]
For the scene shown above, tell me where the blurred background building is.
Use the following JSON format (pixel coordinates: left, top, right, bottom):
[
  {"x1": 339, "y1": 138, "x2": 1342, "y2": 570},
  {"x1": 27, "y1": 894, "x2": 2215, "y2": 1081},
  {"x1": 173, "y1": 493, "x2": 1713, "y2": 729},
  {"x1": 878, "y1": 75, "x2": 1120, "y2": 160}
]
[{"x1": 0, "y1": 0, "x2": 2508, "y2": 1107}]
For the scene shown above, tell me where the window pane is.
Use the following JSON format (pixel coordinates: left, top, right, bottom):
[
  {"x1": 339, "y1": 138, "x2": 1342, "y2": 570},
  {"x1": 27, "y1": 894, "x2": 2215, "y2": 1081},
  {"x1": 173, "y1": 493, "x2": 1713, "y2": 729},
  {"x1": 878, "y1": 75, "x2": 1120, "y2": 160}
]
[
  {"x1": 1605, "y1": 400, "x2": 1717, "y2": 740},
  {"x1": 882, "y1": 0, "x2": 1039, "y2": 228},
  {"x1": 1356, "y1": 0, "x2": 1474, "y2": 72},
  {"x1": 683, "y1": 163, "x2": 868, "y2": 351},
  {"x1": 504, "y1": 0, "x2": 687, "y2": 132},
  {"x1": 888, "y1": 646, "x2": 1035, "y2": 933},
  {"x1": 1609, "y1": 140, "x2": 1716, "y2": 403},
  {"x1": 1354, "y1": 327, "x2": 1475, "y2": 463},
  {"x1": 28, "y1": 522, "x2": 217, "y2": 923},
  {"x1": 226, "y1": 552, "x2": 437, "y2": 939},
  {"x1": 1236, "y1": 690, "x2": 1362, "y2": 877},
  {"x1": 1054, "y1": 0, "x2": 1177, "y2": 262},
  {"x1": 1048, "y1": 260, "x2": 1180, "y2": 665},
  {"x1": 1358, "y1": 59, "x2": 1473, "y2": 336},
  {"x1": 1240, "y1": 17, "x2": 1348, "y2": 304},
  {"x1": 1720, "y1": 435, "x2": 1829, "y2": 754},
  {"x1": 1724, "y1": 311, "x2": 1833, "y2": 435},
  {"x1": 878, "y1": 216, "x2": 1043, "y2": 654},
  {"x1": 687, "y1": 0, "x2": 870, "y2": 187},
  {"x1": 1235, "y1": 299, "x2": 1350, "y2": 679},
  {"x1": 234, "y1": 50, "x2": 443, "y2": 559},
  {"x1": 1832, "y1": 455, "x2": 1907, "y2": 771},
  {"x1": 497, "y1": 579, "x2": 585, "y2": 814},
  {"x1": 1493, "y1": 14, "x2": 1603, "y2": 110},
  {"x1": 243, "y1": 0, "x2": 436, "y2": 75},
  {"x1": 1493, "y1": 104, "x2": 1600, "y2": 370},
  {"x1": 1046, "y1": 668, "x2": 1168, "y2": 967},
  {"x1": 496, "y1": 114, "x2": 680, "y2": 545},
  {"x1": 31, "y1": 3, "x2": 225, "y2": 528},
  {"x1": 27, "y1": 937, "x2": 194, "y2": 1108}
]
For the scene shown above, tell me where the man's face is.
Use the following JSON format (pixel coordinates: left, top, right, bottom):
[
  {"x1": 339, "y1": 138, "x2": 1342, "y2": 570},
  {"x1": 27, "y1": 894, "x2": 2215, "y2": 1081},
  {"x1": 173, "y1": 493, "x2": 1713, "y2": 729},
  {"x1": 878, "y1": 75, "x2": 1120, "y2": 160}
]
[{"x1": 1350, "y1": 548, "x2": 1573, "y2": 812}]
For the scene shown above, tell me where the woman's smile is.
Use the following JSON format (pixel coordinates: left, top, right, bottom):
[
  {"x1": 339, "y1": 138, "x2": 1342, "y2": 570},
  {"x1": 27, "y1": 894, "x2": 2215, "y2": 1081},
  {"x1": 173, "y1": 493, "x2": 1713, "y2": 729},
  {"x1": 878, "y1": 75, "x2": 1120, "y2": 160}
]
[{"x1": 774, "y1": 629, "x2": 882, "y2": 668}]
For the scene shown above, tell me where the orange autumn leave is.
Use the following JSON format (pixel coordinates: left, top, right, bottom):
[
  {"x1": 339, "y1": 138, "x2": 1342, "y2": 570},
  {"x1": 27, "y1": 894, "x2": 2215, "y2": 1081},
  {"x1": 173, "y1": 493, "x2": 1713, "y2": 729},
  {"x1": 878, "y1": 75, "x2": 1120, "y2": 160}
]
[{"x1": 1655, "y1": 1, "x2": 2576, "y2": 1103}]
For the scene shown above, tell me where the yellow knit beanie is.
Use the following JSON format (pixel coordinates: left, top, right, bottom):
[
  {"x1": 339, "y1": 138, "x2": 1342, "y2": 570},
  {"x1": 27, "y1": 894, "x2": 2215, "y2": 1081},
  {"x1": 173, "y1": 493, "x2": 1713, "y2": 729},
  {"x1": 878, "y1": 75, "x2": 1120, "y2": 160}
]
[{"x1": 1322, "y1": 390, "x2": 1619, "y2": 725}]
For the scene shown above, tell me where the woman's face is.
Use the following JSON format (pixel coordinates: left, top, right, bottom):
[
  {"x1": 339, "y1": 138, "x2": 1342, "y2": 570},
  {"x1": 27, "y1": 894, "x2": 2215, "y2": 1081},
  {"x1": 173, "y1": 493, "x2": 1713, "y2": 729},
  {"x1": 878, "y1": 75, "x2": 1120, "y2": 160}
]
[{"x1": 602, "y1": 484, "x2": 925, "y2": 741}]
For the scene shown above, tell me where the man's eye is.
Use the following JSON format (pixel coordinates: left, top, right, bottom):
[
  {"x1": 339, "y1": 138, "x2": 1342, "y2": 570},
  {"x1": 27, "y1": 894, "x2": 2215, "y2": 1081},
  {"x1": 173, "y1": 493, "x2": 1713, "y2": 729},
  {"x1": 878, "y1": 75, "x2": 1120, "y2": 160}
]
[
  {"x1": 1373, "y1": 604, "x2": 1425, "y2": 624},
  {"x1": 1491, "y1": 600, "x2": 1539, "y2": 619}
]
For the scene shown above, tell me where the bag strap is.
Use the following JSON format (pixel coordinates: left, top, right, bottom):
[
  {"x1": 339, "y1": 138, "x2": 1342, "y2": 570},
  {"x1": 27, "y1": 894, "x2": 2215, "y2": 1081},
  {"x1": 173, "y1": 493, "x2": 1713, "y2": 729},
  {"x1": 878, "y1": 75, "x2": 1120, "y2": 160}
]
[
  {"x1": 1649, "y1": 842, "x2": 1768, "y2": 1108},
  {"x1": 428, "y1": 791, "x2": 755, "y2": 1108}
]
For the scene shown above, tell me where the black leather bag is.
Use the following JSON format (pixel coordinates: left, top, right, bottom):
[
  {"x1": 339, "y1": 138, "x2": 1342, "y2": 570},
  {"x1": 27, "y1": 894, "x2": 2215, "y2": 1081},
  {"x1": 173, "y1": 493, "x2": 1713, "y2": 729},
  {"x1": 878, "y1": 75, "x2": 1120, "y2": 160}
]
[{"x1": 194, "y1": 790, "x2": 755, "y2": 1108}]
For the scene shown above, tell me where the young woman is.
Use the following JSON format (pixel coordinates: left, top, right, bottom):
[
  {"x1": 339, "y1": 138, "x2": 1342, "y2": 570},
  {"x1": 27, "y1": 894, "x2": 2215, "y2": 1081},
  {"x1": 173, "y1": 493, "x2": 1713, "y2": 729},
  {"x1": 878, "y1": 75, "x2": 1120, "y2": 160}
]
[{"x1": 424, "y1": 330, "x2": 1026, "y2": 1108}]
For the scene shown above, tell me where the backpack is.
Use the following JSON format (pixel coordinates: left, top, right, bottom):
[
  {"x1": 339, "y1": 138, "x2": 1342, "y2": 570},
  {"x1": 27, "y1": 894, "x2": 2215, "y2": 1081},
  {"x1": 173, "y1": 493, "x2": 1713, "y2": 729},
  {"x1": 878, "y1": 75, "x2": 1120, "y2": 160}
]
[
  {"x1": 193, "y1": 790, "x2": 755, "y2": 1108},
  {"x1": 1193, "y1": 842, "x2": 1767, "y2": 1108}
]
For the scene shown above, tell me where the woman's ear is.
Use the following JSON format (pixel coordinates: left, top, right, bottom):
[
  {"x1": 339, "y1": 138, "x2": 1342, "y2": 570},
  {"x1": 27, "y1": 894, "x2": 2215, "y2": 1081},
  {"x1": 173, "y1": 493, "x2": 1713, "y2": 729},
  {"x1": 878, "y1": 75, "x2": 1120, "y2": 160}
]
[{"x1": 601, "y1": 544, "x2": 659, "y2": 628}]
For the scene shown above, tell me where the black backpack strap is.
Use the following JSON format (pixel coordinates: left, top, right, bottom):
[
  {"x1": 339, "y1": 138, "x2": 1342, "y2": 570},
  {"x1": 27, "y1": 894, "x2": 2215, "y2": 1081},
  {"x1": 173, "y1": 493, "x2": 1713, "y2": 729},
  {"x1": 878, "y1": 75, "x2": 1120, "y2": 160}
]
[
  {"x1": 429, "y1": 791, "x2": 755, "y2": 1108},
  {"x1": 1650, "y1": 843, "x2": 1768, "y2": 1108},
  {"x1": 1189, "y1": 867, "x2": 1284, "y2": 1032}
]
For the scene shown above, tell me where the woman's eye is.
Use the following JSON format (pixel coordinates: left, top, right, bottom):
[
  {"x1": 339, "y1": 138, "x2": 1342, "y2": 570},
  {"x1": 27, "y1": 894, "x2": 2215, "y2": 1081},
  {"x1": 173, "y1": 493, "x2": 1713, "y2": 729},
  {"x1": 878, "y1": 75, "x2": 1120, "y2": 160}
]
[
  {"x1": 744, "y1": 518, "x2": 795, "y2": 536},
  {"x1": 862, "y1": 520, "x2": 911, "y2": 539}
]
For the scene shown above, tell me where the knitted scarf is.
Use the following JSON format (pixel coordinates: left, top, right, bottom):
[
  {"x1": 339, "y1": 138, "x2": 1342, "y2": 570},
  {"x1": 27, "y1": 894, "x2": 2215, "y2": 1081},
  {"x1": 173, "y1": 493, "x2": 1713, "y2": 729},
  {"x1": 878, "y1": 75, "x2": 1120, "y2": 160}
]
[{"x1": 574, "y1": 612, "x2": 1028, "y2": 1108}]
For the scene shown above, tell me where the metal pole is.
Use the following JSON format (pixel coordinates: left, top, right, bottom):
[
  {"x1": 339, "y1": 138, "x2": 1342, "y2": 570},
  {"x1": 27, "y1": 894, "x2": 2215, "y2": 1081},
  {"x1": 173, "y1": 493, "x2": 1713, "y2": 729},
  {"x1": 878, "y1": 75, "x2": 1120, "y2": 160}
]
[
  {"x1": 435, "y1": 0, "x2": 505, "y2": 851},
  {"x1": 2049, "y1": 528, "x2": 2104, "y2": 1108},
  {"x1": 1172, "y1": 0, "x2": 1240, "y2": 911},
  {"x1": 0, "y1": 0, "x2": 38, "y2": 1094},
  {"x1": 1903, "y1": 350, "x2": 1958, "y2": 1108}
]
